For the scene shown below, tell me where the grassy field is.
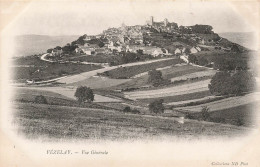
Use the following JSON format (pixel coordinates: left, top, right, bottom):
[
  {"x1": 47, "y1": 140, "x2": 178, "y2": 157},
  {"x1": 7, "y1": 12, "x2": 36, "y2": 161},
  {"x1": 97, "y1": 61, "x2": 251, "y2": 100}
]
[
  {"x1": 187, "y1": 102, "x2": 258, "y2": 127},
  {"x1": 176, "y1": 92, "x2": 259, "y2": 112},
  {"x1": 100, "y1": 58, "x2": 182, "y2": 79},
  {"x1": 12, "y1": 103, "x2": 250, "y2": 141},
  {"x1": 12, "y1": 55, "x2": 102, "y2": 82}
]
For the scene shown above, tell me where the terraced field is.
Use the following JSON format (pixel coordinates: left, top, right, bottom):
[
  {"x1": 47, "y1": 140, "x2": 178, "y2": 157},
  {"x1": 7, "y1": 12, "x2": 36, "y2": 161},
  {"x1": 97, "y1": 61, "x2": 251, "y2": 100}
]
[
  {"x1": 139, "y1": 91, "x2": 211, "y2": 104},
  {"x1": 68, "y1": 76, "x2": 131, "y2": 88},
  {"x1": 113, "y1": 64, "x2": 213, "y2": 91},
  {"x1": 102, "y1": 58, "x2": 182, "y2": 79},
  {"x1": 124, "y1": 79, "x2": 211, "y2": 100},
  {"x1": 170, "y1": 70, "x2": 216, "y2": 82},
  {"x1": 176, "y1": 92, "x2": 259, "y2": 112}
]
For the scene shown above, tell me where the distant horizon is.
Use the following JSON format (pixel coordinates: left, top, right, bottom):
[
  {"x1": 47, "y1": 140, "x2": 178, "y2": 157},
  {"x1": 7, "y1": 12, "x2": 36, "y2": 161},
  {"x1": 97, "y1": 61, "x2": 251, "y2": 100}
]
[
  {"x1": 16, "y1": 31, "x2": 256, "y2": 37},
  {"x1": 7, "y1": 1, "x2": 256, "y2": 37}
]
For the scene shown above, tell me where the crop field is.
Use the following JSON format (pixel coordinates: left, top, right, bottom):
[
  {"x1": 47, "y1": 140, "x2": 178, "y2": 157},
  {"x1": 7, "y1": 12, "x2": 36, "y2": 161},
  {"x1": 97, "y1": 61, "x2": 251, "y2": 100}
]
[
  {"x1": 139, "y1": 90, "x2": 212, "y2": 104},
  {"x1": 160, "y1": 64, "x2": 208, "y2": 79},
  {"x1": 110, "y1": 64, "x2": 211, "y2": 91},
  {"x1": 68, "y1": 76, "x2": 131, "y2": 88},
  {"x1": 176, "y1": 92, "x2": 259, "y2": 112},
  {"x1": 101, "y1": 58, "x2": 182, "y2": 79},
  {"x1": 170, "y1": 70, "x2": 216, "y2": 82},
  {"x1": 12, "y1": 103, "x2": 249, "y2": 141},
  {"x1": 124, "y1": 79, "x2": 211, "y2": 100}
]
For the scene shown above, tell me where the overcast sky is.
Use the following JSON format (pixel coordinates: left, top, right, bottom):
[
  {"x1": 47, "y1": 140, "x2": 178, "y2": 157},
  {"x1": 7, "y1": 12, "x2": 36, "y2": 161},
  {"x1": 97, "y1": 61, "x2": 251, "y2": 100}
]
[{"x1": 10, "y1": 1, "x2": 256, "y2": 36}]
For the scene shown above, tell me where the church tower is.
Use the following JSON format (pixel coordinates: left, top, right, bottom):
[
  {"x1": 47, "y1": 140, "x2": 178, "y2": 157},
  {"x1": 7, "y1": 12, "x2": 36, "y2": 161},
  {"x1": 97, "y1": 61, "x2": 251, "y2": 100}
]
[
  {"x1": 150, "y1": 16, "x2": 154, "y2": 26},
  {"x1": 164, "y1": 18, "x2": 168, "y2": 26}
]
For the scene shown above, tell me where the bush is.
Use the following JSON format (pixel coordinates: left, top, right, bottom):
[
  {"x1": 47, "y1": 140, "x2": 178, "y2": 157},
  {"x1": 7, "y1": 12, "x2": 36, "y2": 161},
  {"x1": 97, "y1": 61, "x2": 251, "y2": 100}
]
[
  {"x1": 123, "y1": 106, "x2": 131, "y2": 113},
  {"x1": 185, "y1": 113, "x2": 194, "y2": 119},
  {"x1": 34, "y1": 95, "x2": 48, "y2": 104},
  {"x1": 122, "y1": 106, "x2": 140, "y2": 114},
  {"x1": 149, "y1": 99, "x2": 164, "y2": 114}
]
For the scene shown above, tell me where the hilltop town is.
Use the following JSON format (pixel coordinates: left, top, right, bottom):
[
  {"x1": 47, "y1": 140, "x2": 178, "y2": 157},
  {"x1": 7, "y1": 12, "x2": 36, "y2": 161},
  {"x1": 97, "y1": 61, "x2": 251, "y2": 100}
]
[{"x1": 44, "y1": 16, "x2": 247, "y2": 66}]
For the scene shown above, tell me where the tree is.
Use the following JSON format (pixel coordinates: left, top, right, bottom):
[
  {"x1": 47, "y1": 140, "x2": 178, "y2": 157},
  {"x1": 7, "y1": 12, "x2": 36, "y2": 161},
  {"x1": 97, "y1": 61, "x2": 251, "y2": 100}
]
[
  {"x1": 148, "y1": 69, "x2": 164, "y2": 87},
  {"x1": 188, "y1": 54, "x2": 198, "y2": 64},
  {"x1": 197, "y1": 57, "x2": 208, "y2": 66},
  {"x1": 229, "y1": 71, "x2": 256, "y2": 95},
  {"x1": 184, "y1": 48, "x2": 191, "y2": 55},
  {"x1": 47, "y1": 49, "x2": 53, "y2": 53},
  {"x1": 98, "y1": 41, "x2": 105, "y2": 48},
  {"x1": 208, "y1": 71, "x2": 232, "y2": 95},
  {"x1": 149, "y1": 99, "x2": 164, "y2": 114},
  {"x1": 201, "y1": 106, "x2": 210, "y2": 121},
  {"x1": 74, "y1": 86, "x2": 94, "y2": 103},
  {"x1": 208, "y1": 71, "x2": 256, "y2": 96},
  {"x1": 136, "y1": 49, "x2": 143, "y2": 55},
  {"x1": 54, "y1": 46, "x2": 62, "y2": 50}
]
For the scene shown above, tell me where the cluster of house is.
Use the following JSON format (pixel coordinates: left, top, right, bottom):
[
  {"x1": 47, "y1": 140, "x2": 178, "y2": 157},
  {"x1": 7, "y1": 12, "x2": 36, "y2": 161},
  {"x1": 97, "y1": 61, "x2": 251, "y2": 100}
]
[{"x1": 49, "y1": 16, "x2": 203, "y2": 59}]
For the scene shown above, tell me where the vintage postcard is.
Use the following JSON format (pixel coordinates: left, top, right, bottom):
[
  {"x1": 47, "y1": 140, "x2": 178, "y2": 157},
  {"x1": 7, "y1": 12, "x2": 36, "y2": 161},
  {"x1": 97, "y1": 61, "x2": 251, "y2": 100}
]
[{"x1": 0, "y1": 0, "x2": 259, "y2": 166}]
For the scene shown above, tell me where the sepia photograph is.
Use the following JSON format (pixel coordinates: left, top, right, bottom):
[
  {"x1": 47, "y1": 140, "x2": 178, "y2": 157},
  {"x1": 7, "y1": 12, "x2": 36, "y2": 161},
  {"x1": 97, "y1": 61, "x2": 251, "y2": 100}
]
[{"x1": 0, "y1": 0, "x2": 259, "y2": 166}]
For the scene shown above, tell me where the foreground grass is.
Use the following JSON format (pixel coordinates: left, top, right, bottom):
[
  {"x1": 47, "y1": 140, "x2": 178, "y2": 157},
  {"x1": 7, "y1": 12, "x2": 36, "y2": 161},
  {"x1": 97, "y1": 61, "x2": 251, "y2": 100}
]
[{"x1": 12, "y1": 103, "x2": 250, "y2": 141}]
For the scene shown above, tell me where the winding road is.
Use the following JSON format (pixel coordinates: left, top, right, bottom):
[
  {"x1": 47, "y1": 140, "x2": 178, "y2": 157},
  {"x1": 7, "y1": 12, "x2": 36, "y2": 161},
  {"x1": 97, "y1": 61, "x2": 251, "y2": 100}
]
[{"x1": 40, "y1": 53, "x2": 177, "y2": 85}]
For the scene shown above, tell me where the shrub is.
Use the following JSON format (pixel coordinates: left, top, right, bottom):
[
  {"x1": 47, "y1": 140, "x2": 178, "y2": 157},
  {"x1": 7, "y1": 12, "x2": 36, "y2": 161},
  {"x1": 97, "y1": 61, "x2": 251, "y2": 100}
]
[
  {"x1": 34, "y1": 95, "x2": 48, "y2": 104},
  {"x1": 122, "y1": 106, "x2": 140, "y2": 114},
  {"x1": 131, "y1": 109, "x2": 140, "y2": 114}
]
